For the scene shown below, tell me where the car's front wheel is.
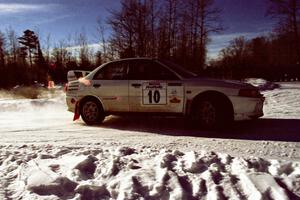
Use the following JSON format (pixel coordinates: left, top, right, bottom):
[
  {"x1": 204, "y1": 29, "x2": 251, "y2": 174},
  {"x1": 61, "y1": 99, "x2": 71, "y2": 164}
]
[
  {"x1": 193, "y1": 97, "x2": 232, "y2": 129},
  {"x1": 80, "y1": 98, "x2": 105, "y2": 125},
  {"x1": 197, "y1": 100, "x2": 217, "y2": 128}
]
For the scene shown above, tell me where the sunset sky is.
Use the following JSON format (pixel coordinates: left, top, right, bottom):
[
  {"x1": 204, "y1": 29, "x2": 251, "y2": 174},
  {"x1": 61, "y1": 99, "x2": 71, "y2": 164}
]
[{"x1": 0, "y1": 0, "x2": 274, "y2": 58}]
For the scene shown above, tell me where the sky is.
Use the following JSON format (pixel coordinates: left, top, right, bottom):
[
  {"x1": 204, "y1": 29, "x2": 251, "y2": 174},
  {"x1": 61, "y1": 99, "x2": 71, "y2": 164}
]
[{"x1": 0, "y1": 0, "x2": 275, "y2": 58}]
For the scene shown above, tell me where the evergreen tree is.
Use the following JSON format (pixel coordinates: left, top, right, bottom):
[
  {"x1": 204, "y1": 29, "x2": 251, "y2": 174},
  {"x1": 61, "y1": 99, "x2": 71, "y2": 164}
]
[
  {"x1": 18, "y1": 30, "x2": 47, "y2": 84},
  {"x1": 18, "y1": 30, "x2": 38, "y2": 68}
]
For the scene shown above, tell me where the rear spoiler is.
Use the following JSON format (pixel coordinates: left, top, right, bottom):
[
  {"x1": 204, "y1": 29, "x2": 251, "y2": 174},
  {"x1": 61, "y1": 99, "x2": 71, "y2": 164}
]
[{"x1": 67, "y1": 70, "x2": 91, "y2": 82}]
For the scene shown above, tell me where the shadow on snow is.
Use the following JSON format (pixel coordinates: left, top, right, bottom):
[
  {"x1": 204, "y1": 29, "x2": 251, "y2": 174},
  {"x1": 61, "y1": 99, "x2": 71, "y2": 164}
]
[{"x1": 97, "y1": 116, "x2": 300, "y2": 142}]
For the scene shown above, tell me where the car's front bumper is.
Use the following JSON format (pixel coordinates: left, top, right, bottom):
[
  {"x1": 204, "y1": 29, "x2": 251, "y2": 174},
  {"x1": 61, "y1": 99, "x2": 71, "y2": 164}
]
[
  {"x1": 66, "y1": 95, "x2": 82, "y2": 113},
  {"x1": 229, "y1": 96, "x2": 265, "y2": 121}
]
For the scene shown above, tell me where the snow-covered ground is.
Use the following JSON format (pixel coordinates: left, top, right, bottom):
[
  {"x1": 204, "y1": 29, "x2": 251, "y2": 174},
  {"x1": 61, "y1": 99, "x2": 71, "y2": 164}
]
[{"x1": 0, "y1": 81, "x2": 300, "y2": 199}]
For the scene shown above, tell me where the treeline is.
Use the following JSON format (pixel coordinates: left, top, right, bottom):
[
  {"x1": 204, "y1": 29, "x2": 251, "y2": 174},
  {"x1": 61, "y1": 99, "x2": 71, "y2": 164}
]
[
  {"x1": 209, "y1": 34, "x2": 300, "y2": 81},
  {"x1": 0, "y1": 29, "x2": 50, "y2": 87},
  {"x1": 0, "y1": 0, "x2": 222, "y2": 88},
  {"x1": 0, "y1": 28, "x2": 106, "y2": 88},
  {"x1": 208, "y1": 0, "x2": 300, "y2": 81},
  {"x1": 0, "y1": 0, "x2": 299, "y2": 88},
  {"x1": 108, "y1": 0, "x2": 222, "y2": 72}
]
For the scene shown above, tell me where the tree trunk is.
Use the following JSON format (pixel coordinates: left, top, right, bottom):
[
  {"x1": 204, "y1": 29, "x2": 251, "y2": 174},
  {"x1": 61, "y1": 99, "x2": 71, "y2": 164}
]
[
  {"x1": 199, "y1": 0, "x2": 206, "y2": 70},
  {"x1": 291, "y1": 0, "x2": 300, "y2": 64}
]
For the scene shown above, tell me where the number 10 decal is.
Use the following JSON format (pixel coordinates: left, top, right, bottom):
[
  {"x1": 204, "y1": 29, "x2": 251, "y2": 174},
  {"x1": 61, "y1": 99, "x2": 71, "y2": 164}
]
[
  {"x1": 148, "y1": 90, "x2": 161, "y2": 104},
  {"x1": 142, "y1": 82, "x2": 167, "y2": 105}
]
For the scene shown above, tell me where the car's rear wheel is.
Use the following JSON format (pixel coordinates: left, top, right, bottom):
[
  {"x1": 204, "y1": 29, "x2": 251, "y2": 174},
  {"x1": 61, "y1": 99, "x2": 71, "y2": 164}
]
[{"x1": 80, "y1": 98, "x2": 105, "y2": 125}]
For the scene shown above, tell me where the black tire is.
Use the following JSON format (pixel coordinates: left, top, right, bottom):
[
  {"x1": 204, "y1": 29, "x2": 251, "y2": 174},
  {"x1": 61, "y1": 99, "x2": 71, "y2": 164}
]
[
  {"x1": 193, "y1": 98, "x2": 232, "y2": 130},
  {"x1": 80, "y1": 98, "x2": 105, "y2": 125}
]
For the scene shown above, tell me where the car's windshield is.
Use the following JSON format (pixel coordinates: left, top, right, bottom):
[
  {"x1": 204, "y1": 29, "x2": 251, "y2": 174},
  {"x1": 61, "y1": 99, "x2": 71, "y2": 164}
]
[{"x1": 157, "y1": 59, "x2": 197, "y2": 79}]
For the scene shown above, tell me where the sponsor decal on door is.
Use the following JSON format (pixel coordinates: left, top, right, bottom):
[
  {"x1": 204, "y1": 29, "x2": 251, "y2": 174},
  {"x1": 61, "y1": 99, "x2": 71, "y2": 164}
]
[{"x1": 142, "y1": 82, "x2": 167, "y2": 105}]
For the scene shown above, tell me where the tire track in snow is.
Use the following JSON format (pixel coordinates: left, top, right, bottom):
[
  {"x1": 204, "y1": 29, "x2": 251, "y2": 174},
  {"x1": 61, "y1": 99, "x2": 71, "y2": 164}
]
[{"x1": 1, "y1": 145, "x2": 300, "y2": 200}]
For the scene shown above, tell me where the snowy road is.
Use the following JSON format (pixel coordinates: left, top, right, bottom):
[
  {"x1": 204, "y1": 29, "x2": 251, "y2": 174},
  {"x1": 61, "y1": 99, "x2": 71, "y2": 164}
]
[
  {"x1": 1, "y1": 82, "x2": 300, "y2": 199},
  {"x1": 0, "y1": 82, "x2": 300, "y2": 161}
]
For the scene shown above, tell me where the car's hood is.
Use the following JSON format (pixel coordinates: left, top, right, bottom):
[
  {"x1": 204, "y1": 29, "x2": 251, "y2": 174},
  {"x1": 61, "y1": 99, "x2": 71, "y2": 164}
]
[{"x1": 185, "y1": 77, "x2": 256, "y2": 89}]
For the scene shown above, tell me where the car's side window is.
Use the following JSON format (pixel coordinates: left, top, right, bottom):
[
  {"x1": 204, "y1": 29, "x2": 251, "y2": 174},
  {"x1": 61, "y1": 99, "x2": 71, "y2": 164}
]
[
  {"x1": 128, "y1": 60, "x2": 179, "y2": 80},
  {"x1": 93, "y1": 62, "x2": 128, "y2": 80}
]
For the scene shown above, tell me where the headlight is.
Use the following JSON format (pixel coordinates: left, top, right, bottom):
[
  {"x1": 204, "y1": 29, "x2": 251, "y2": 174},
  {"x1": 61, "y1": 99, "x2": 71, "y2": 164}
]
[
  {"x1": 79, "y1": 78, "x2": 91, "y2": 86},
  {"x1": 239, "y1": 88, "x2": 262, "y2": 98}
]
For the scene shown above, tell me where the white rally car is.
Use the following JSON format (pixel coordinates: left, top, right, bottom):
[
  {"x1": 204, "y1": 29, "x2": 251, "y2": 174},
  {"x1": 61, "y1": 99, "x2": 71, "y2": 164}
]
[{"x1": 66, "y1": 58, "x2": 264, "y2": 128}]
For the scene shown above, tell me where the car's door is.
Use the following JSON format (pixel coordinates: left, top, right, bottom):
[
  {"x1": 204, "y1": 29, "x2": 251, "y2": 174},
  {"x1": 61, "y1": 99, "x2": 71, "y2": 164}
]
[
  {"x1": 128, "y1": 60, "x2": 184, "y2": 113},
  {"x1": 91, "y1": 61, "x2": 129, "y2": 112}
]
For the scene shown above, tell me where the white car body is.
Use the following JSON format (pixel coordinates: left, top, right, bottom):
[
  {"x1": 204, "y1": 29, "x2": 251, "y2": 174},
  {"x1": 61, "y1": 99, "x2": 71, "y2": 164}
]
[{"x1": 66, "y1": 58, "x2": 264, "y2": 126}]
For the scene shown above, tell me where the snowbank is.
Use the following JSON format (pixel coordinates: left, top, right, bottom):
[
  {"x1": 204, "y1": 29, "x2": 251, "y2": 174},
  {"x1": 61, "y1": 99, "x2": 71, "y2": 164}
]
[
  {"x1": 263, "y1": 82, "x2": 300, "y2": 119},
  {"x1": 244, "y1": 78, "x2": 280, "y2": 91},
  {"x1": 0, "y1": 88, "x2": 65, "y2": 112},
  {"x1": 1, "y1": 145, "x2": 299, "y2": 200}
]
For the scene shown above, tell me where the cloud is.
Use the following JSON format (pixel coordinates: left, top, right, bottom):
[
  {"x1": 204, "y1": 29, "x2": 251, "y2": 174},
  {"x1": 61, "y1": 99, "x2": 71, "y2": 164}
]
[
  {"x1": 66, "y1": 43, "x2": 102, "y2": 52},
  {"x1": 34, "y1": 14, "x2": 74, "y2": 25},
  {"x1": 0, "y1": 3, "x2": 56, "y2": 14}
]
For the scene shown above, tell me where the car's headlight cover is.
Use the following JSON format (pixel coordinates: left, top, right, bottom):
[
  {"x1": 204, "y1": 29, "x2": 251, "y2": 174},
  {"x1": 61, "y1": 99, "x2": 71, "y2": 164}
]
[{"x1": 239, "y1": 88, "x2": 263, "y2": 98}]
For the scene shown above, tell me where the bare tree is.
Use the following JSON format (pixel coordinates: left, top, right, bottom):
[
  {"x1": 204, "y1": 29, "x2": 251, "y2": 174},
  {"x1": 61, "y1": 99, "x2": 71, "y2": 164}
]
[
  {"x1": 226, "y1": 37, "x2": 248, "y2": 58},
  {"x1": 187, "y1": 0, "x2": 223, "y2": 70},
  {"x1": 267, "y1": 0, "x2": 300, "y2": 64},
  {"x1": 52, "y1": 39, "x2": 71, "y2": 68},
  {"x1": 109, "y1": 0, "x2": 153, "y2": 57},
  {"x1": 6, "y1": 27, "x2": 19, "y2": 64},
  {"x1": 95, "y1": 50, "x2": 103, "y2": 66},
  {"x1": 108, "y1": 0, "x2": 135, "y2": 58},
  {"x1": 147, "y1": 0, "x2": 157, "y2": 57},
  {"x1": 0, "y1": 31, "x2": 5, "y2": 87},
  {"x1": 96, "y1": 18, "x2": 108, "y2": 62},
  {"x1": 165, "y1": 0, "x2": 178, "y2": 57},
  {"x1": 44, "y1": 33, "x2": 51, "y2": 64},
  {"x1": 76, "y1": 31, "x2": 91, "y2": 68},
  {"x1": 0, "y1": 31, "x2": 5, "y2": 69},
  {"x1": 107, "y1": 0, "x2": 222, "y2": 70}
]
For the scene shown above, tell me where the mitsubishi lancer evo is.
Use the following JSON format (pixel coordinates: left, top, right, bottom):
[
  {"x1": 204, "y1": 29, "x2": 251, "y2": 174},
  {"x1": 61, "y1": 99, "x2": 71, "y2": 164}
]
[{"x1": 66, "y1": 58, "x2": 264, "y2": 129}]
